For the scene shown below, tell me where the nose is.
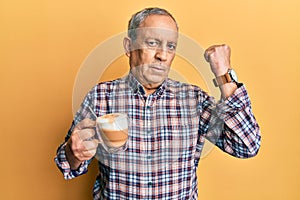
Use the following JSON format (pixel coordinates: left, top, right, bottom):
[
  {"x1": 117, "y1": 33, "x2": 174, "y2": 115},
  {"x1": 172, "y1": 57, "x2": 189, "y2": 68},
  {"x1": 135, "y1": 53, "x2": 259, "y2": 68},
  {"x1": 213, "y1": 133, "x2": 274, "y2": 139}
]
[{"x1": 155, "y1": 47, "x2": 167, "y2": 62}]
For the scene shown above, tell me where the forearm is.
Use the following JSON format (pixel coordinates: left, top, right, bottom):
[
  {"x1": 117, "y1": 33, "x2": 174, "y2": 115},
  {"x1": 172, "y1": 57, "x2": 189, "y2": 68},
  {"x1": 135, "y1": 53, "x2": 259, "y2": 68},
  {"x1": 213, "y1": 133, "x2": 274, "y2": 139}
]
[
  {"x1": 220, "y1": 85, "x2": 260, "y2": 157},
  {"x1": 217, "y1": 106, "x2": 261, "y2": 158},
  {"x1": 205, "y1": 85, "x2": 261, "y2": 158}
]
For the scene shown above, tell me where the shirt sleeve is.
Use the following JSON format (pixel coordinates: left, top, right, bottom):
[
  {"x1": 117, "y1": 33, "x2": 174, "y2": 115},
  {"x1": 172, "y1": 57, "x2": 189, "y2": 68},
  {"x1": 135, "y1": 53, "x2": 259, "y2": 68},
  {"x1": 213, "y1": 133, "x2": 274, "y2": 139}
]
[
  {"x1": 54, "y1": 86, "x2": 97, "y2": 179},
  {"x1": 203, "y1": 84, "x2": 261, "y2": 158},
  {"x1": 54, "y1": 142, "x2": 90, "y2": 180}
]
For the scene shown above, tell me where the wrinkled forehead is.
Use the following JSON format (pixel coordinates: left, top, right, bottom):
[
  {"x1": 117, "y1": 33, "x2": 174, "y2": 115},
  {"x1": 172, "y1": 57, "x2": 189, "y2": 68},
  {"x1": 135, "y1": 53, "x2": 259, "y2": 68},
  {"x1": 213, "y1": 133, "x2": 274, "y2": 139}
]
[{"x1": 135, "y1": 27, "x2": 178, "y2": 42}]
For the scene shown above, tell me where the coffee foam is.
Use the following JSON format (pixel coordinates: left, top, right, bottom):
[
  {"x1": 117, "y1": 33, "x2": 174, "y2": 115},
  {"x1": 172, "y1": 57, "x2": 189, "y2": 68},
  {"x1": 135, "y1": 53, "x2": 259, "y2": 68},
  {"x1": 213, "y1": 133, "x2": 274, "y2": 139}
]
[{"x1": 96, "y1": 113, "x2": 128, "y2": 131}]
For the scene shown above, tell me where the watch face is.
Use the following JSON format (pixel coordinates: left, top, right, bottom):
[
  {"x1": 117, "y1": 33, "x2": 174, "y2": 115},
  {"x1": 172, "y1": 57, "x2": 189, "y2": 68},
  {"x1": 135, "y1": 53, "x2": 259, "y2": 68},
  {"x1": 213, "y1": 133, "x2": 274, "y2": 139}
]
[{"x1": 229, "y1": 69, "x2": 238, "y2": 82}]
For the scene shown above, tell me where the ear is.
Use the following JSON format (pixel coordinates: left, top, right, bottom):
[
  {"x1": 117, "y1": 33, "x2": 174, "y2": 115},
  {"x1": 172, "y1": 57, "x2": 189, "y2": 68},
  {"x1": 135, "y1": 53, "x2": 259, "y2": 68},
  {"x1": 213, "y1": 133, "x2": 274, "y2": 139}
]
[{"x1": 123, "y1": 37, "x2": 131, "y2": 57}]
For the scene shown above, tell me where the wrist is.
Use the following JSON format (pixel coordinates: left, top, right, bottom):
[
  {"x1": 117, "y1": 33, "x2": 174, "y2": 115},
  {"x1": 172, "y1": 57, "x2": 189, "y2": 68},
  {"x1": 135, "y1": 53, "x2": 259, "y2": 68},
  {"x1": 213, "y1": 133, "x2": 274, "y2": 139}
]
[
  {"x1": 213, "y1": 68, "x2": 238, "y2": 87},
  {"x1": 213, "y1": 66, "x2": 229, "y2": 77},
  {"x1": 214, "y1": 71, "x2": 227, "y2": 77}
]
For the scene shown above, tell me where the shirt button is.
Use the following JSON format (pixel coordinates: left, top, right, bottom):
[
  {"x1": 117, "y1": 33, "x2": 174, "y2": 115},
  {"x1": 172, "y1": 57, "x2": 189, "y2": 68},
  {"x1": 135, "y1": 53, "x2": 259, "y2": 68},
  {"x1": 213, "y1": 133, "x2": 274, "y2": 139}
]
[
  {"x1": 148, "y1": 182, "x2": 153, "y2": 187},
  {"x1": 145, "y1": 106, "x2": 151, "y2": 110},
  {"x1": 147, "y1": 155, "x2": 151, "y2": 160}
]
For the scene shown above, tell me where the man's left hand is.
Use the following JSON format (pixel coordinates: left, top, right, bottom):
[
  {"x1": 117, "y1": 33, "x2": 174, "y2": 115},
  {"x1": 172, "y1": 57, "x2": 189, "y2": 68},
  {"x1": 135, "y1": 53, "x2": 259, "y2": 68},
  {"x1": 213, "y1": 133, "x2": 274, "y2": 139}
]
[{"x1": 204, "y1": 44, "x2": 231, "y2": 76}]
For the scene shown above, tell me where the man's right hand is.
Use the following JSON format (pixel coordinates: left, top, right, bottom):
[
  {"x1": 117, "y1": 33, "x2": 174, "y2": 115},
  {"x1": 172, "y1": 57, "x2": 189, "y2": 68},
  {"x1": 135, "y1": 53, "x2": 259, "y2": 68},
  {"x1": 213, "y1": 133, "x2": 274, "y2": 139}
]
[{"x1": 65, "y1": 118, "x2": 98, "y2": 170}]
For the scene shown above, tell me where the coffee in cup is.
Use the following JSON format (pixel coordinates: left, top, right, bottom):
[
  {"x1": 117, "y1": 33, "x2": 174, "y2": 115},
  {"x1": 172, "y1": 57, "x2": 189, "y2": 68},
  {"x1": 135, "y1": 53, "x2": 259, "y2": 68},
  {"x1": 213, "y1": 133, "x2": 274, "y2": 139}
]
[{"x1": 96, "y1": 113, "x2": 128, "y2": 151}]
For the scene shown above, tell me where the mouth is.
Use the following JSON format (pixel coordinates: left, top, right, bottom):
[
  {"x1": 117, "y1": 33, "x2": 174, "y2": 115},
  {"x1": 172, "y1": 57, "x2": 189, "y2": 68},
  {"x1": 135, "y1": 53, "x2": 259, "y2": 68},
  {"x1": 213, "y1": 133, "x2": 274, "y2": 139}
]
[{"x1": 150, "y1": 65, "x2": 168, "y2": 73}]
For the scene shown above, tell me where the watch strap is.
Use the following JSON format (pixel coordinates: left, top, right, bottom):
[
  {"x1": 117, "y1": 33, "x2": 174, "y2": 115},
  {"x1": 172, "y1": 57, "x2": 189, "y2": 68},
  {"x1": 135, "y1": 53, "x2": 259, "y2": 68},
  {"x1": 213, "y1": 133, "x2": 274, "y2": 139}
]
[{"x1": 213, "y1": 72, "x2": 232, "y2": 87}]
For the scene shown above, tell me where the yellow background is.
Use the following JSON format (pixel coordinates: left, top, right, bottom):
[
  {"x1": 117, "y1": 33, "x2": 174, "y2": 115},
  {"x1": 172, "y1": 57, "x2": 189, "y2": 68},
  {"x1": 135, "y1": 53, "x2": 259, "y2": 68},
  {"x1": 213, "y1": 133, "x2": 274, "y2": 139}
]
[{"x1": 1, "y1": 0, "x2": 299, "y2": 199}]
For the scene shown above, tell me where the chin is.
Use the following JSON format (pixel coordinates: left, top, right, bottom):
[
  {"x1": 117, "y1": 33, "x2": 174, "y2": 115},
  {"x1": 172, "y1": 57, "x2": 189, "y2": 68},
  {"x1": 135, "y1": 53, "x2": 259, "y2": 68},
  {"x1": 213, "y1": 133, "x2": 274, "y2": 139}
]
[{"x1": 147, "y1": 76, "x2": 166, "y2": 85}]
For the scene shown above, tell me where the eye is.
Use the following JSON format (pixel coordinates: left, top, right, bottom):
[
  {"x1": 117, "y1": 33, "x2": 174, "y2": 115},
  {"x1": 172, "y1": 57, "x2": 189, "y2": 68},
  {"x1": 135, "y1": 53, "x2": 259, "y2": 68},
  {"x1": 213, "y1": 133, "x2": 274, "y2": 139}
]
[
  {"x1": 146, "y1": 40, "x2": 159, "y2": 47},
  {"x1": 167, "y1": 43, "x2": 176, "y2": 51}
]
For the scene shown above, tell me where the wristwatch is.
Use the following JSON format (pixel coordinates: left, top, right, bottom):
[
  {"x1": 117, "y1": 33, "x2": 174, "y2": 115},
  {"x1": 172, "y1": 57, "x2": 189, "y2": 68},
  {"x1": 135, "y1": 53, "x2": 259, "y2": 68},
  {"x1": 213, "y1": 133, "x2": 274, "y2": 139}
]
[{"x1": 213, "y1": 68, "x2": 238, "y2": 87}]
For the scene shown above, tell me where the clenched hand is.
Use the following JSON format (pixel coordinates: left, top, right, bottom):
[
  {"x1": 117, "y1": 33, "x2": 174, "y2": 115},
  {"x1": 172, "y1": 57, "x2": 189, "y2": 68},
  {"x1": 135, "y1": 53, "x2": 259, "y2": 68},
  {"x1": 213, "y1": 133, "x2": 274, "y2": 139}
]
[{"x1": 65, "y1": 118, "x2": 98, "y2": 170}]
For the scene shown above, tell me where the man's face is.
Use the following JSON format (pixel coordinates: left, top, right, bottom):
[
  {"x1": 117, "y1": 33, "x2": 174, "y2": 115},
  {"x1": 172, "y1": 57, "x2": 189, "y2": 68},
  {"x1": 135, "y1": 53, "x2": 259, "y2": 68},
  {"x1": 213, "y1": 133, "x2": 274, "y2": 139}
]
[{"x1": 127, "y1": 15, "x2": 178, "y2": 90}]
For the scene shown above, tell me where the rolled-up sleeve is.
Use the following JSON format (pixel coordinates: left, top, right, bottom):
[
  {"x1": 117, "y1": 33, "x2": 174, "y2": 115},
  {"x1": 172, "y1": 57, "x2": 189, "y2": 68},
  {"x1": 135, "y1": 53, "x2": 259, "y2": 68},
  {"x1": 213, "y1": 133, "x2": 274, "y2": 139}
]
[
  {"x1": 54, "y1": 142, "x2": 90, "y2": 180},
  {"x1": 204, "y1": 84, "x2": 261, "y2": 158}
]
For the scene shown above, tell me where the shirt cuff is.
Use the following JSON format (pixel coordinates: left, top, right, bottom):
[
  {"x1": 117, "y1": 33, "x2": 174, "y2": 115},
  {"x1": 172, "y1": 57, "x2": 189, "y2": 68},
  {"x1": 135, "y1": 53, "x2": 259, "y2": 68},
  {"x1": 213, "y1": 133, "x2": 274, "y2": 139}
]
[
  {"x1": 54, "y1": 143, "x2": 89, "y2": 180},
  {"x1": 216, "y1": 84, "x2": 251, "y2": 119}
]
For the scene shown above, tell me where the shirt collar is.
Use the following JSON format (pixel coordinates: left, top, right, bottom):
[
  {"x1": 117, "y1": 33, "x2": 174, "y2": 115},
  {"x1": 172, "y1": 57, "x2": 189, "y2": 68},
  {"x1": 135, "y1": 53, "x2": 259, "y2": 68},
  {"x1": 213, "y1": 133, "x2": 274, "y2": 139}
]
[{"x1": 126, "y1": 72, "x2": 172, "y2": 97}]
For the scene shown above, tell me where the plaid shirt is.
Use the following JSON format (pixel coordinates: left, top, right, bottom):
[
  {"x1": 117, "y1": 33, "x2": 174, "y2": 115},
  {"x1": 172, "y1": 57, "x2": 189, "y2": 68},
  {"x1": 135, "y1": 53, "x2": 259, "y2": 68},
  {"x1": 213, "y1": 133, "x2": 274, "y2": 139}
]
[{"x1": 55, "y1": 72, "x2": 260, "y2": 199}]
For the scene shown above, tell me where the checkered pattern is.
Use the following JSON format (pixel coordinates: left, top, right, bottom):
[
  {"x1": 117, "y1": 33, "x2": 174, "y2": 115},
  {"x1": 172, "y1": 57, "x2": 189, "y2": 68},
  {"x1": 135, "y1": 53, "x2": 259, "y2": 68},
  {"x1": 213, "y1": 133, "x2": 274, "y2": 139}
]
[{"x1": 55, "y1": 72, "x2": 261, "y2": 199}]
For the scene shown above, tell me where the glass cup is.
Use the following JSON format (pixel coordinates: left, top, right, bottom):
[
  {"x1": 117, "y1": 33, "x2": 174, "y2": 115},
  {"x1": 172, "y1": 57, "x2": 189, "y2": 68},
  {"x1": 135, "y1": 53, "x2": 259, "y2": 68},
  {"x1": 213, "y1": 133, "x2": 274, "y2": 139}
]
[{"x1": 96, "y1": 113, "x2": 129, "y2": 153}]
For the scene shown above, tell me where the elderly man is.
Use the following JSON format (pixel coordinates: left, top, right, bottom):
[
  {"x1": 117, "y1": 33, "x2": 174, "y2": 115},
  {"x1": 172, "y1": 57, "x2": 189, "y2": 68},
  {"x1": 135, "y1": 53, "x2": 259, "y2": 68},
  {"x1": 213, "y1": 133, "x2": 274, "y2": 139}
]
[{"x1": 55, "y1": 7, "x2": 261, "y2": 199}]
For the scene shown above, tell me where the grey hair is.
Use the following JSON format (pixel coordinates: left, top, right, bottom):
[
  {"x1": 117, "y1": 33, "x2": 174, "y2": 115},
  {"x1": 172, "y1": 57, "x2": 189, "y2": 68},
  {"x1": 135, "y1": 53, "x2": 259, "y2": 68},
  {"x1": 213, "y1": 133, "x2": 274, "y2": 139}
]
[{"x1": 127, "y1": 7, "x2": 178, "y2": 41}]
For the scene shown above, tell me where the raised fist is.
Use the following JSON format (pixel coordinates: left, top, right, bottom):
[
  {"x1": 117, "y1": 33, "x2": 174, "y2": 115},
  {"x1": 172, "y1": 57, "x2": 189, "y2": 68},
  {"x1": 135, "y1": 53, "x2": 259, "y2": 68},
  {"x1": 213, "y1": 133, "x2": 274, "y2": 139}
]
[{"x1": 204, "y1": 44, "x2": 231, "y2": 76}]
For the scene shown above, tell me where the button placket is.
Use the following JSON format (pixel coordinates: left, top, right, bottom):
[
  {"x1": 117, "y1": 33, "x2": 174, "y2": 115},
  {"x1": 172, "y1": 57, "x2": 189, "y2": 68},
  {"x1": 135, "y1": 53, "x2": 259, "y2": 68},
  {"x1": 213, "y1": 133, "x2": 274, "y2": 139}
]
[{"x1": 144, "y1": 96, "x2": 154, "y2": 197}]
